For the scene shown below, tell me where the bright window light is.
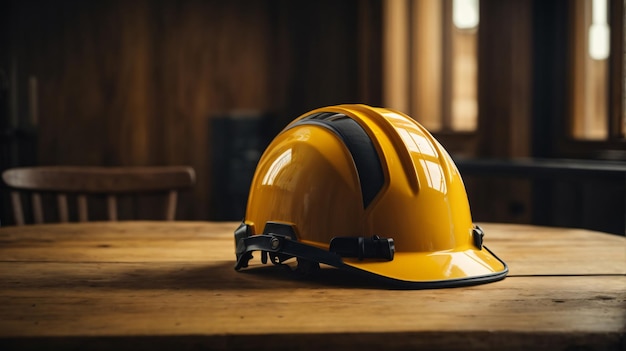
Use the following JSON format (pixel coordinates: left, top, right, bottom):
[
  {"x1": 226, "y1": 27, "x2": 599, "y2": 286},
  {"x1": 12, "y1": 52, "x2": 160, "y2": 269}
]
[
  {"x1": 592, "y1": 0, "x2": 607, "y2": 24},
  {"x1": 453, "y1": 0, "x2": 479, "y2": 30},
  {"x1": 589, "y1": 0, "x2": 610, "y2": 60}
]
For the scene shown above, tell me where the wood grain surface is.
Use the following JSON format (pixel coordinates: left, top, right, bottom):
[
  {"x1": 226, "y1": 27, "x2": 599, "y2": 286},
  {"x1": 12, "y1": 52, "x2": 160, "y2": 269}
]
[{"x1": 0, "y1": 221, "x2": 624, "y2": 351}]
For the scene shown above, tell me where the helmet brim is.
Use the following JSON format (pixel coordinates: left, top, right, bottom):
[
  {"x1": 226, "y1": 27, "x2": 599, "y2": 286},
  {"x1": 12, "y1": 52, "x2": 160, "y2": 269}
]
[{"x1": 340, "y1": 246, "x2": 508, "y2": 288}]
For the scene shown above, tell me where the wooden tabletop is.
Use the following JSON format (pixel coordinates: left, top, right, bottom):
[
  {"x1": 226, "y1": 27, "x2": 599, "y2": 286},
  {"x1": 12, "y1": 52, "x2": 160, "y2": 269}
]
[{"x1": 0, "y1": 221, "x2": 624, "y2": 350}]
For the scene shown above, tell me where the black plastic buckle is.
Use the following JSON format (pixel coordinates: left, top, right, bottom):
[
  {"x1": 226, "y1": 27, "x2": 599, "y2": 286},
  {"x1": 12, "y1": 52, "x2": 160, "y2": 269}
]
[
  {"x1": 472, "y1": 225, "x2": 484, "y2": 249},
  {"x1": 234, "y1": 222, "x2": 253, "y2": 269},
  {"x1": 234, "y1": 222, "x2": 299, "y2": 270},
  {"x1": 329, "y1": 235, "x2": 395, "y2": 261}
]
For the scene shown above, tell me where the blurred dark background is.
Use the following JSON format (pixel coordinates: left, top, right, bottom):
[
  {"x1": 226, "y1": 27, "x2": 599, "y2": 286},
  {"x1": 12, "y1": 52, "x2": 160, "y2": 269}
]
[{"x1": 1, "y1": 0, "x2": 624, "y2": 234}]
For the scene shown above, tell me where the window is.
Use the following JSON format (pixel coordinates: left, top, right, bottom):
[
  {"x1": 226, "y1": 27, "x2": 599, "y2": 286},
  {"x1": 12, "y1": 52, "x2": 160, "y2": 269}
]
[
  {"x1": 555, "y1": 0, "x2": 625, "y2": 159},
  {"x1": 571, "y1": 0, "x2": 613, "y2": 140},
  {"x1": 383, "y1": 0, "x2": 479, "y2": 133}
]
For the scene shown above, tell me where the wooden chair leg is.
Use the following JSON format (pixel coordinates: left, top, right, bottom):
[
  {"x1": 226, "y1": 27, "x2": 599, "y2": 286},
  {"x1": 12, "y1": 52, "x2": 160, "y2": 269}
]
[
  {"x1": 166, "y1": 190, "x2": 177, "y2": 221},
  {"x1": 57, "y1": 194, "x2": 69, "y2": 222},
  {"x1": 78, "y1": 195, "x2": 88, "y2": 222},
  {"x1": 32, "y1": 193, "x2": 43, "y2": 224},
  {"x1": 10, "y1": 191, "x2": 25, "y2": 226},
  {"x1": 107, "y1": 195, "x2": 117, "y2": 221}
]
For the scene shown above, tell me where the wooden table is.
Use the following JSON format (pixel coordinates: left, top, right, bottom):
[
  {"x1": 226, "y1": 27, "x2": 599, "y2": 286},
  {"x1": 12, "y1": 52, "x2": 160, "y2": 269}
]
[{"x1": 0, "y1": 221, "x2": 624, "y2": 350}]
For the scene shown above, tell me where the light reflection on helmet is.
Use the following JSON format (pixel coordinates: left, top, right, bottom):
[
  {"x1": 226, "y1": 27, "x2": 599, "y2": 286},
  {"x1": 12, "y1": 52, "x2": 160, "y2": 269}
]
[{"x1": 234, "y1": 104, "x2": 507, "y2": 288}]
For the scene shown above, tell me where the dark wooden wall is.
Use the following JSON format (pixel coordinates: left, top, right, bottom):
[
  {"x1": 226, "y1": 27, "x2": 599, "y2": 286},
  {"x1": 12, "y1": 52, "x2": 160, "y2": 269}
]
[
  {"x1": 1, "y1": 0, "x2": 623, "y2": 234},
  {"x1": 1, "y1": 0, "x2": 382, "y2": 221}
]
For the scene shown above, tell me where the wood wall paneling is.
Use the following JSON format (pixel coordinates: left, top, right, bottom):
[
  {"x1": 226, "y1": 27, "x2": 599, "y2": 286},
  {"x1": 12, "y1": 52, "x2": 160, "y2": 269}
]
[
  {"x1": 3, "y1": 0, "x2": 382, "y2": 222},
  {"x1": 2, "y1": 0, "x2": 622, "y2": 233},
  {"x1": 470, "y1": 0, "x2": 534, "y2": 224}
]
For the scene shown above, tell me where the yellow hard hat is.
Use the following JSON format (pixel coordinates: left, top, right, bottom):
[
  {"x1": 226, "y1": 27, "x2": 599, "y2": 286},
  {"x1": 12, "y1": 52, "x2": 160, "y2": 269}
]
[{"x1": 234, "y1": 104, "x2": 507, "y2": 288}]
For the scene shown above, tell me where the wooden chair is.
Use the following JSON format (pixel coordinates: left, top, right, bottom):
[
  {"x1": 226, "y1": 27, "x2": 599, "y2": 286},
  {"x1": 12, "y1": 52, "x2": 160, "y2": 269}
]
[{"x1": 2, "y1": 166, "x2": 196, "y2": 225}]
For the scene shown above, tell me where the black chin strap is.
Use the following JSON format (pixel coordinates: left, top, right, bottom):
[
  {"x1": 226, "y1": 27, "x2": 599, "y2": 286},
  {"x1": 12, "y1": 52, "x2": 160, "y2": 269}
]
[{"x1": 234, "y1": 221, "x2": 395, "y2": 271}]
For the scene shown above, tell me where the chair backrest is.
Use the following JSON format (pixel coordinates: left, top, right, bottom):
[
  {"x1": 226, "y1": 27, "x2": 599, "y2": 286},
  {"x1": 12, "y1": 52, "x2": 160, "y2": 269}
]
[{"x1": 2, "y1": 166, "x2": 196, "y2": 225}]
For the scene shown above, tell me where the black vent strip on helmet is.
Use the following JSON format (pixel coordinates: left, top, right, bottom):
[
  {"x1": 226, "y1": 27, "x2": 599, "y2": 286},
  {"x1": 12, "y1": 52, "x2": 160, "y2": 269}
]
[{"x1": 289, "y1": 113, "x2": 385, "y2": 208}]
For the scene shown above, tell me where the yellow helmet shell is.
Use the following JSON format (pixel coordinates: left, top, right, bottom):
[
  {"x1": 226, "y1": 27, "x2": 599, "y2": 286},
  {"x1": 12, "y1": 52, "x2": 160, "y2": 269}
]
[{"x1": 236, "y1": 104, "x2": 507, "y2": 288}]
